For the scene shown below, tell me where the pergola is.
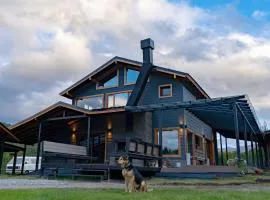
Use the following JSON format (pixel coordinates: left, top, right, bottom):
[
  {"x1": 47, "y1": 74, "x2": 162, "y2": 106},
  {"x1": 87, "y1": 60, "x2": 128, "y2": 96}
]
[{"x1": 126, "y1": 95, "x2": 267, "y2": 168}]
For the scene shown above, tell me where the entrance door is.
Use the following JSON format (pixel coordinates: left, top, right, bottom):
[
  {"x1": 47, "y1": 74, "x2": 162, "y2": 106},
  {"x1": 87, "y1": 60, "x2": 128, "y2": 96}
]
[{"x1": 92, "y1": 132, "x2": 105, "y2": 163}]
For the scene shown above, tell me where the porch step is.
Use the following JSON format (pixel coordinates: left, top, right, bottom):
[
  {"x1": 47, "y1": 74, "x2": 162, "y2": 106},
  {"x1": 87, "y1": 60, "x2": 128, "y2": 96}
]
[{"x1": 155, "y1": 166, "x2": 241, "y2": 179}]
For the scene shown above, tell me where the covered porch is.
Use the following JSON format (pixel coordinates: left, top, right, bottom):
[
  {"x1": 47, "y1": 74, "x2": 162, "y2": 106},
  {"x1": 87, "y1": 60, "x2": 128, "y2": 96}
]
[
  {"x1": 126, "y1": 95, "x2": 266, "y2": 169},
  {"x1": 8, "y1": 102, "x2": 161, "y2": 178}
]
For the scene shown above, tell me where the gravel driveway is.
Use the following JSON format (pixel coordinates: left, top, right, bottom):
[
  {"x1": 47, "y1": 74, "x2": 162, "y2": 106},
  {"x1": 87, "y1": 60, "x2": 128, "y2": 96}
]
[
  {"x1": 0, "y1": 179, "x2": 123, "y2": 190},
  {"x1": 0, "y1": 178, "x2": 269, "y2": 191}
]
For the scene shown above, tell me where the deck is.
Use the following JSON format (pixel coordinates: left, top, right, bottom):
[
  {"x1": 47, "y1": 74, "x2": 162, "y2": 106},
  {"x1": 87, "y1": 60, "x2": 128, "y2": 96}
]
[{"x1": 156, "y1": 166, "x2": 241, "y2": 179}]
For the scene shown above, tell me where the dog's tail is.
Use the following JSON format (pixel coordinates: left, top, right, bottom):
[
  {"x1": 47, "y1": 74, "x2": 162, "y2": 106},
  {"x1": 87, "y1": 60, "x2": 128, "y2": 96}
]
[{"x1": 142, "y1": 181, "x2": 153, "y2": 192}]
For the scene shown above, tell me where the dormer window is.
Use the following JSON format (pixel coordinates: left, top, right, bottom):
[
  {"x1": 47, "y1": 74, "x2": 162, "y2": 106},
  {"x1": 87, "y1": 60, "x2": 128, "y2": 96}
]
[
  {"x1": 125, "y1": 68, "x2": 139, "y2": 85},
  {"x1": 159, "y1": 84, "x2": 172, "y2": 98},
  {"x1": 97, "y1": 70, "x2": 119, "y2": 89}
]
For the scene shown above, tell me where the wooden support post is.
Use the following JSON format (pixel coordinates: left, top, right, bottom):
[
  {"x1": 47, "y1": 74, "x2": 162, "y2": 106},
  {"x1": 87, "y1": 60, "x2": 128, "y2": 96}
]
[
  {"x1": 158, "y1": 110, "x2": 163, "y2": 167},
  {"x1": 263, "y1": 142, "x2": 269, "y2": 168},
  {"x1": 12, "y1": 152, "x2": 17, "y2": 175},
  {"x1": 87, "y1": 117, "x2": 91, "y2": 156},
  {"x1": 255, "y1": 141, "x2": 259, "y2": 167},
  {"x1": 243, "y1": 121, "x2": 249, "y2": 165},
  {"x1": 35, "y1": 122, "x2": 42, "y2": 172},
  {"x1": 191, "y1": 133, "x2": 195, "y2": 165},
  {"x1": 220, "y1": 134, "x2": 224, "y2": 165},
  {"x1": 213, "y1": 131, "x2": 219, "y2": 165},
  {"x1": 0, "y1": 142, "x2": 4, "y2": 174},
  {"x1": 225, "y1": 137, "x2": 228, "y2": 162},
  {"x1": 21, "y1": 145, "x2": 27, "y2": 175},
  {"x1": 233, "y1": 103, "x2": 241, "y2": 162},
  {"x1": 258, "y1": 142, "x2": 264, "y2": 168},
  {"x1": 251, "y1": 136, "x2": 255, "y2": 166}
]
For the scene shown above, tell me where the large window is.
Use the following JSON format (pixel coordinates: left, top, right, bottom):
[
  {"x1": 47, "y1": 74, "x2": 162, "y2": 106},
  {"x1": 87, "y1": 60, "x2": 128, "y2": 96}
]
[
  {"x1": 159, "y1": 84, "x2": 172, "y2": 98},
  {"x1": 125, "y1": 68, "x2": 139, "y2": 85},
  {"x1": 97, "y1": 70, "x2": 118, "y2": 89},
  {"x1": 158, "y1": 129, "x2": 179, "y2": 155},
  {"x1": 77, "y1": 95, "x2": 104, "y2": 110},
  {"x1": 107, "y1": 92, "x2": 130, "y2": 108}
]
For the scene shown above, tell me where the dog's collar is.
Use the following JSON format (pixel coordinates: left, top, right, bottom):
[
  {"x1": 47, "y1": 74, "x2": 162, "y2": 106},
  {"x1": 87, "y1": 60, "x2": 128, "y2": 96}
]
[{"x1": 121, "y1": 163, "x2": 133, "y2": 170}]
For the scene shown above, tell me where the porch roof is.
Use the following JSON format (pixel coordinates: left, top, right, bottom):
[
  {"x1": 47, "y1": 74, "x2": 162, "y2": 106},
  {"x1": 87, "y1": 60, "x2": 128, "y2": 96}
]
[
  {"x1": 3, "y1": 142, "x2": 25, "y2": 153},
  {"x1": 9, "y1": 102, "x2": 125, "y2": 145},
  {"x1": 0, "y1": 122, "x2": 20, "y2": 143},
  {"x1": 126, "y1": 95, "x2": 262, "y2": 140}
]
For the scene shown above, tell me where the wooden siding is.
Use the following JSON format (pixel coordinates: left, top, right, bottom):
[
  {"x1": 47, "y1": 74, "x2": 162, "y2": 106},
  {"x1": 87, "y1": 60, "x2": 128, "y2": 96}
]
[
  {"x1": 183, "y1": 86, "x2": 196, "y2": 101},
  {"x1": 152, "y1": 109, "x2": 185, "y2": 128},
  {"x1": 72, "y1": 63, "x2": 186, "y2": 107},
  {"x1": 43, "y1": 141, "x2": 87, "y2": 156},
  {"x1": 185, "y1": 110, "x2": 213, "y2": 140}
]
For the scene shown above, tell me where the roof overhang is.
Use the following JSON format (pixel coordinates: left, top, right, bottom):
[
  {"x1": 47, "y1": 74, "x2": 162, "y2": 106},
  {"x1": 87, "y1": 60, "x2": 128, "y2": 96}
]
[
  {"x1": 126, "y1": 95, "x2": 262, "y2": 140},
  {"x1": 59, "y1": 56, "x2": 210, "y2": 99},
  {"x1": 0, "y1": 122, "x2": 20, "y2": 143},
  {"x1": 9, "y1": 102, "x2": 125, "y2": 145}
]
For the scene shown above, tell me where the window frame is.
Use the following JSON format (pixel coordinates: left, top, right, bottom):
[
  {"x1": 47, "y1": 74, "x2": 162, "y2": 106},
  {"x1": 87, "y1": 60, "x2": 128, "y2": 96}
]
[
  {"x1": 124, "y1": 67, "x2": 140, "y2": 86},
  {"x1": 106, "y1": 90, "x2": 132, "y2": 108},
  {"x1": 96, "y1": 69, "x2": 119, "y2": 90},
  {"x1": 76, "y1": 94, "x2": 105, "y2": 110},
  {"x1": 155, "y1": 128, "x2": 182, "y2": 157},
  {"x1": 159, "y1": 84, "x2": 173, "y2": 98}
]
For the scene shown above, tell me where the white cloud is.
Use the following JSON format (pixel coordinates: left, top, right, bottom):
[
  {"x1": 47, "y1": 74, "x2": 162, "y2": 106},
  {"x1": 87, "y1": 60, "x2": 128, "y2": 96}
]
[{"x1": 252, "y1": 10, "x2": 269, "y2": 20}]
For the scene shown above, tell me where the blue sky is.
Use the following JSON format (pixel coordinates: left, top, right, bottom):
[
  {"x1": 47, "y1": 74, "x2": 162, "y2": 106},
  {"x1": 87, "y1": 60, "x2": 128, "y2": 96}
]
[{"x1": 0, "y1": 0, "x2": 270, "y2": 141}]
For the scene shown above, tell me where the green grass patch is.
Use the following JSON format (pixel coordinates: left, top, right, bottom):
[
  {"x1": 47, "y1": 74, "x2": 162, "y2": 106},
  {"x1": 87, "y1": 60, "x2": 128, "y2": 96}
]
[{"x1": 0, "y1": 188, "x2": 269, "y2": 200}]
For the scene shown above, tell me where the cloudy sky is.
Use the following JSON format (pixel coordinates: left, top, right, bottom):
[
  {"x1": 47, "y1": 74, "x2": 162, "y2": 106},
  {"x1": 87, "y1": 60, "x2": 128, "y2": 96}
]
[{"x1": 1, "y1": 0, "x2": 270, "y2": 134}]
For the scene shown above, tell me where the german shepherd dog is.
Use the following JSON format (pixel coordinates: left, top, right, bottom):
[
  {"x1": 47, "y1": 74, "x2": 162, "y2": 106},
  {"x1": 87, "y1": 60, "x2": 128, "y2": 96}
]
[{"x1": 118, "y1": 155, "x2": 149, "y2": 192}]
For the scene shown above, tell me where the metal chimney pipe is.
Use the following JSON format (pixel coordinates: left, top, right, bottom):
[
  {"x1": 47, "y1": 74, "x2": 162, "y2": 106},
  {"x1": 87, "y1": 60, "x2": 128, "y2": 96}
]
[{"x1": 126, "y1": 38, "x2": 155, "y2": 106}]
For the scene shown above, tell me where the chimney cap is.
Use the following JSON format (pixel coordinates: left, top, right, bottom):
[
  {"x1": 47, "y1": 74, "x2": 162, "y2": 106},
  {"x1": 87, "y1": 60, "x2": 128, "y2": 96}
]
[{"x1": 141, "y1": 38, "x2": 155, "y2": 50}]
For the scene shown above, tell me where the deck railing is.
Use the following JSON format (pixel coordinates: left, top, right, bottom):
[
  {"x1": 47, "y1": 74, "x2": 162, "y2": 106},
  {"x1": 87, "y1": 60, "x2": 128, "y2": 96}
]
[{"x1": 110, "y1": 138, "x2": 162, "y2": 168}]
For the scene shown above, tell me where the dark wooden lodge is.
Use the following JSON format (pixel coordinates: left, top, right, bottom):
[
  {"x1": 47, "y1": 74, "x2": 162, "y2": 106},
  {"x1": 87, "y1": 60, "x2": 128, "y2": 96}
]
[{"x1": 0, "y1": 38, "x2": 268, "y2": 179}]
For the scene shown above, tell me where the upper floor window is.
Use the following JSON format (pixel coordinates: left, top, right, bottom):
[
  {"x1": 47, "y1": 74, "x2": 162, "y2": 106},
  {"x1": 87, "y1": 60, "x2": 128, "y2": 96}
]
[
  {"x1": 125, "y1": 68, "x2": 139, "y2": 85},
  {"x1": 159, "y1": 84, "x2": 172, "y2": 98},
  {"x1": 107, "y1": 92, "x2": 130, "y2": 108},
  {"x1": 77, "y1": 95, "x2": 104, "y2": 110},
  {"x1": 97, "y1": 70, "x2": 118, "y2": 89}
]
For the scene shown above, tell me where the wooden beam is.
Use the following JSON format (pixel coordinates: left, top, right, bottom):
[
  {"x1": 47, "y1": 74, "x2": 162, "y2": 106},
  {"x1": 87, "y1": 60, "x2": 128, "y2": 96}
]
[
  {"x1": 0, "y1": 143, "x2": 3, "y2": 174},
  {"x1": 225, "y1": 137, "x2": 228, "y2": 162},
  {"x1": 220, "y1": 134, "x2": 224, "y2": 165},
  {"x1": 35, "y1": 123, "x2": 42, "y2": 171},
  {"x1": 244, "y1": 121, "x2": 249, "y2": 165},
  {"x1": 233, "y1": 103, "x2": 241, "y2": 162},
  {"x1": 251, "y1": 136, "x2": 255, "y2": 166},
  {"x1": 21, "y1": 144, "x2": 27, "y2": 175},
  {"x1": 44, "y1": 115, "x2": 87, "y2": 122},
  {"x1": 87, "y1": 117, "x2": 91, "y2": 156},
  {"x1": 12, "y1": 152, "x2": 17, "y2": 175}
]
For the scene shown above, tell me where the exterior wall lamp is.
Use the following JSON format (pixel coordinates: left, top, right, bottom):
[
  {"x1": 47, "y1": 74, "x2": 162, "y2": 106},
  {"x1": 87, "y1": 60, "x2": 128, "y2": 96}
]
[{"x1": 107, "y1": 128, "x2": 113, "y2": 143}]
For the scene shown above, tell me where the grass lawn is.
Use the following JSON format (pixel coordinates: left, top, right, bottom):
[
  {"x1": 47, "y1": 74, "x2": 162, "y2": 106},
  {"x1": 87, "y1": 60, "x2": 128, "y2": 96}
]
[{"x1": 0, "y1": 188, "x2": 269, "y2": 200}]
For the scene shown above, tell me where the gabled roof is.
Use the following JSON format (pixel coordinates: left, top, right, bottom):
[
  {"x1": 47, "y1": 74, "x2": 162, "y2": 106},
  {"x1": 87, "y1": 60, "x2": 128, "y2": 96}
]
[{"x1": 60, "y1": 56, "x2": 210, "y2": 99}]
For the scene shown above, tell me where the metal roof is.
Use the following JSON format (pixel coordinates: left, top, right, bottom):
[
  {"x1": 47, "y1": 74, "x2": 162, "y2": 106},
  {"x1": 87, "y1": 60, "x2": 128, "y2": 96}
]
[
  {"x1": 126, "y1": 95, "x2": 262, "y2": 140},
  {"x1": 59, "y1": 56, "x2": 210, "y2": 99}
]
